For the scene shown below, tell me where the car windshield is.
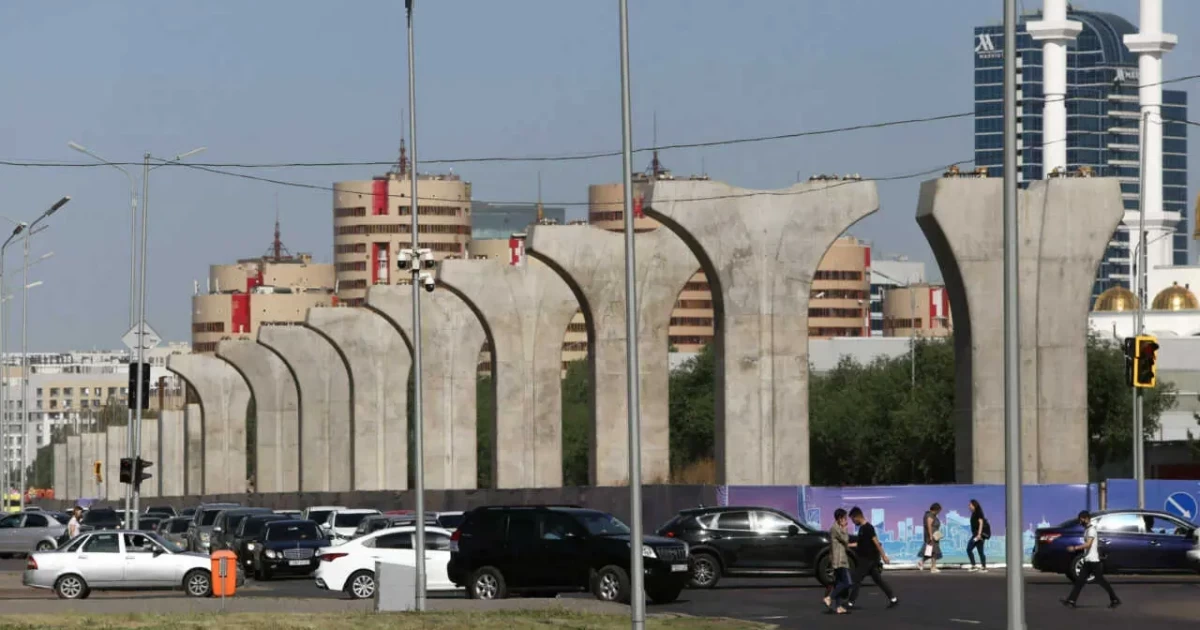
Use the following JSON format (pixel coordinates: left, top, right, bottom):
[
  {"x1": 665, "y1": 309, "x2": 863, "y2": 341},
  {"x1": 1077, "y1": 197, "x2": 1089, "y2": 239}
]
[
  {"x1": 307, "y1": 510, "x2": 334, "y2": 524},
  {"x1": 169, "y1": 519, "x2": 189, "y2": 534},
  {"x1": 334, "y1": 513, "x2": 374, "y2": 527},
  {"x1": 573, "y1": 511, "x2": 631, "y2": 536},
  {"x1": 266, "y1": 522, "x2": 321, "y2": 541},
  {"x1": 242, "y1": 517, "x2": 283, "y2": 537},
  {"x1": 138, "y1": 519, "x2": 162, "y2": 531},
  {"x1": 199, "y1": 509, "x2": 228, "y2": 526},
  {"x1": 437, "y1": 514, "x2": 464, "y2": 529},
  {"x1": 82, "y1": 510, "x2": 118, "y2": 524}
]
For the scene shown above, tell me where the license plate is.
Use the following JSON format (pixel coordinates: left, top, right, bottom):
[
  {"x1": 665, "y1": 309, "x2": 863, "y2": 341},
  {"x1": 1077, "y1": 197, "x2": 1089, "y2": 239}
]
[
  {"x1": 288, "y1": 560, "x2": 308, "y2": 566},
  {"x1": 671, "y1": 564, "x2": 688, "y2": 572}
]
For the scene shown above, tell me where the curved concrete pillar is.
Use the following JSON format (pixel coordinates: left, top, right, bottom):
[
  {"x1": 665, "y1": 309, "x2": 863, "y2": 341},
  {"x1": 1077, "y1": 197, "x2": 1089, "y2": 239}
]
[
  {"x1": 159, "y1": 409, "x2": 185, "y2": 498},
  {"x1": 526, "y1": 224, "x2": 698, "y2": 486},
  {"x1": 105, "y1": 426, "x2": 126, "y2": 502},
  {"x1": 258, "y1": 325, "x2": 352, "y2": 492},
  {"x1": 217, "y1": 340, "x2": 299, "y2": 493},
  {"x1": 185, "y1": 403, "x2": 204, "y2": 495},
  {"x1": 367, "y1": 285, "x2": 482, "y2": 490},
  {"x1": 52, "y1": 442, "x2": 66, "y2": 501},
  {"x1": 168, "y1": 354, "x2": 250, "y2": 495},
  {"x1": 307, "y1": 307, "x2": 409, "y2": 491},
  {"x1": 438, "y1": 258, "x2": 578, "y2": 488},
  {"x1": 79, "y1": 432, "x2": 102, "y2": 501},
  {"x1": 645, "y1": 178, "x2": 879, "y2": 486},
  {"x1": 917, "y1": 176, "x2": 1123, "y2": 483},
  {"x1": 66, "y1": 435, "x2": 81, "y2": 501}
]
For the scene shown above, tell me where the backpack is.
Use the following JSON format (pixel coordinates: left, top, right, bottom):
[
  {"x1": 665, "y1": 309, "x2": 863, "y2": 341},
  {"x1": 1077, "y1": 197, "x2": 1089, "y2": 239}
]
[{"x1": 981, "y1": 519, "x2": 992, "y2": 540}]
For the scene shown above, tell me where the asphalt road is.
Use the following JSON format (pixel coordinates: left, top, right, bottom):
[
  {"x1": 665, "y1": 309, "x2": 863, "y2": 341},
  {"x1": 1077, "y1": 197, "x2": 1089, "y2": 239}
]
[{"x1": 1, "y1": 558, "x2": 1197, "y2": 629}]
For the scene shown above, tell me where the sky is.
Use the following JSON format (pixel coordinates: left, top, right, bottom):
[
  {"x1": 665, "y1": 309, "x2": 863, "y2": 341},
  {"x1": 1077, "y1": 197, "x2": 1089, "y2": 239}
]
[{"x1": 0, "y1": 0, "x2": 1197, "y2": 351}]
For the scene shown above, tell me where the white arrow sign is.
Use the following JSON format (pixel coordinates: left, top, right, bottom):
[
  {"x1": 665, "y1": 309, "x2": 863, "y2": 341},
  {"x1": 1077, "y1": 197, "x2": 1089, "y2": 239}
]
[{"x1": 122, "y1": 322, "x2": 162, "y2": 351}]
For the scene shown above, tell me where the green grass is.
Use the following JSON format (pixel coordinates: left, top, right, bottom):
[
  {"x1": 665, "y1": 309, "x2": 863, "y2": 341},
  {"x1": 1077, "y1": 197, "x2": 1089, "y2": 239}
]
[{"x1": 0, "y1": 611, "x2": 769, "y2": 630}]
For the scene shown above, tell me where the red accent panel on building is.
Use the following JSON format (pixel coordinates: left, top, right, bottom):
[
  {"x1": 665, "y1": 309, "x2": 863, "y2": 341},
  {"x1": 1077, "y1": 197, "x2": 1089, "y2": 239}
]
[
  {"x1": 372, "y1": 179, "x2": 388, "y2": 215},
  {"x1": 633, "y1": 195, "x2": 644, "y2": 218},
  {"x1": 231, "y1": 294, "x2": 251, "y2": 334},
  {"x1": 863, "y1": 246, "x2": 871, "y2": 270},
  {"x1": 508, "y1": 238, "x2": 524, "y2": 266},
  {"x1": 246, "y1": 269, "x2": 263, "y2": 293}
]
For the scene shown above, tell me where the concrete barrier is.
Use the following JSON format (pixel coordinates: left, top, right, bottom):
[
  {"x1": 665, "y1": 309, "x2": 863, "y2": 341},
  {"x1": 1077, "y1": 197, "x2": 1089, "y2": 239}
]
[
  {"x1": 185, "y1": 403, "x2": 204, "y2": 495},
  {"x1": 106, "y1": 426, "x2": 126, "y2": 502}
]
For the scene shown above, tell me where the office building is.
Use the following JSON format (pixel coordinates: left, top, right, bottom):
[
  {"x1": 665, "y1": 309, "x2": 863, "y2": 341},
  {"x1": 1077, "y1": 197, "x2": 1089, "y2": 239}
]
[
  {"x1": 472, "y1": 201, "x2": 566, "y2": 240},
  {"x1": 869, "y1": 258, "x2": 927, "y2": 336}
]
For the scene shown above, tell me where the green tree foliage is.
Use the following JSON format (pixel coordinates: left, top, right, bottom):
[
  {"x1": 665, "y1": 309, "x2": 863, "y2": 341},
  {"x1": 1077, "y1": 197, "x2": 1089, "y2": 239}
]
[
  {"x1": 561, "y1": 361, "x2": 590, "y2": 486},
  {"x1": 668, "y1": 345, "x2": 716, "y2": 475},
  {"x1": 1086, "y1": 332, "x2": 1175, "y2": 474}
]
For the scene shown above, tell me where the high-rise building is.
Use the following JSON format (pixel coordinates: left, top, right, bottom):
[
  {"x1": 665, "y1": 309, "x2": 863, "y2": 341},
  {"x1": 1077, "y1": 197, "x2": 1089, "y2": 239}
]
[
  {"x1": 973, "y1": 7, "x2": 1189, "y2": 301},
  {"x1": 332, "y1": 146, "x2": 472, "y2": 306},
  {"x1": 809, "y1": 236, "x2": 872, "y2": 338},
  {"x1": 881, "y1": 284, "x2": 953, "y2": 337},
  {"x1": 191, "y1": 221, "x2": 336, "y2": 353},
  {"x1": 472, "y1": 201, "x2": 566, "y2": 240},
  {"x1": 869, "y1": 257, "x2": 926, "y2": 336}
]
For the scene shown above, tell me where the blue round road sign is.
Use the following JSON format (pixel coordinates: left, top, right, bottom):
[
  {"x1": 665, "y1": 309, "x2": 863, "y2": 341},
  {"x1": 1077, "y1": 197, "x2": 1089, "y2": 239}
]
[{"x1": 1164, "y1": 492, "x2": 1197, "y2": 522}]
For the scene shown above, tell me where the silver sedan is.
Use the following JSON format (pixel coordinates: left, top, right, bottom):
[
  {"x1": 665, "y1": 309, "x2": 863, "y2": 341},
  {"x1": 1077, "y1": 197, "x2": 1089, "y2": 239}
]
[{"x1": 24, "y1": 530, "x2": 243, "y2": 599}]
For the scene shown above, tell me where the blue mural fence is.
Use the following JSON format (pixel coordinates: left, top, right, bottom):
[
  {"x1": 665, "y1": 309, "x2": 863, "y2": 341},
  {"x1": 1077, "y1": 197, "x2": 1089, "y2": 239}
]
[{"x1": 720, "y1": 479, "x2": 1199, "y2": 566}]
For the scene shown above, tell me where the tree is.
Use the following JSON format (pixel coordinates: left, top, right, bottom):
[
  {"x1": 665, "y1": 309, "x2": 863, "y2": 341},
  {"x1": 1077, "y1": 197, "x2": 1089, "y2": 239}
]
[
  {"x1": 561, "y1": 361, "x2": 590, "y2": 486},
  {"x1": 668, "y1": 345, "x2": 716, "y2": 476},
  {"x1": 1086, "y1": 332, "x2": 1175, "y2": 475}
]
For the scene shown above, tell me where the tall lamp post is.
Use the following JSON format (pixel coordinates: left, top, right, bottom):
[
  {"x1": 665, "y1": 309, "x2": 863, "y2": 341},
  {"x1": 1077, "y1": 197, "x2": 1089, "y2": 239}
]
[
  {"x1": 19, "y1": 197, "x2": 70, "y2": 510},
  {"x1": 0, "y1": 220, "x2": 27, "y2": 496}
]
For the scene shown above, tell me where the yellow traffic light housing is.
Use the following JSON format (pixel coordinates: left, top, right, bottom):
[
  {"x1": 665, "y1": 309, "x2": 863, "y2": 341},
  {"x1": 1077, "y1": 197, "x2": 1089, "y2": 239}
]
[
  {"x1": 93, "y1": 460, "x2": 103, "y2": 483},
  {"x1": 1133, "y1": 334, "x2": 1159, "y2": 388}
]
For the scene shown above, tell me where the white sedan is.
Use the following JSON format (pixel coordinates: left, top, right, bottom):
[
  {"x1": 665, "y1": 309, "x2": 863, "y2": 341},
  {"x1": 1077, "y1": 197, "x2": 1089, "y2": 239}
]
[
  {"x1": 23, "y1": 530, "x2": 238, "y2": 599},
  {"x1": 314, "y1": 526, "x2": 457, "y2": 599}
]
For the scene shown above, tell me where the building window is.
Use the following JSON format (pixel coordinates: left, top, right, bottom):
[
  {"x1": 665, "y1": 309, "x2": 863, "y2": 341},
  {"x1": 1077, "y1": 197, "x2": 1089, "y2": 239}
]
[
  {"x1": 588, "y1": 211, "x2": 624, "y2": 223},
  {"x1": 335, "y1": 243, "x2": 367, "y2": 254},
  {"x1": 192, "y1": 321, "x2": 225, "y2": 333},
  {"x1": 675, "y1": 299, "x2": 713, "y2": 309},
  {"x1": 809, "y1": 308, "x2": 864, "y2": 318},
  {"x1": 813, "y1": 270, "x2": 864, "y2": 282},
  {"x1": 808, "y1": 327, "x2": 863, "y2": 337},
  {"x1": 50, "y1": 388, "x2": 59, "y2": 397},
  {"x1": 669, "y1": 317, "x2": 715, "y2": 327},
  {"x1": 681, "y1": 282, "x2": 709, "y2": 292},
  {"x1": 336, "y1": 261, "x2": 367, "y2": 272},
  {"x1": 340, "y1": 279, "x2": 368, "y2": 290},
  {"x1": 193, "y1": 342, "x2": 219, "y2": 353},
  {"x1": 397, "y1": 205, "x2": 463, "y2": 217},
  {"x1": 562, "y1": 342, "x2": 587, "y2": 352},
  {"x1": 335, "y1": 206, "x2": 367, "y2": 218},
  {"x1": 669, "y1": 336, "x2": 710, "y2": 347},
  {"x1": 566, "y1": 323, "x2": 587, "y2": 333},
  {"x1": 36, "y1": 388, "x2": 42, "y2": 397}
]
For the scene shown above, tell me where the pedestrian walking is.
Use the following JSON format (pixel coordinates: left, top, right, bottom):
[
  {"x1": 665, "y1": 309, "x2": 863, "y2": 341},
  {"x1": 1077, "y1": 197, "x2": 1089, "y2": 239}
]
[
  {"x1": 967, "y1": 499, "x2": 989, "y2": 572},
  {"x1": 918, "y1": 502, "x2": 943, "y2": 572},
  {"x1": 822, "y1": 508, "x2": 853, "y2": 615},
  {"x1": 1061, "y1": 510, "x2": 1120, "y2": 609},
  {"x1": 846, "y1": 506, "x2": 898, "y2": 610}
]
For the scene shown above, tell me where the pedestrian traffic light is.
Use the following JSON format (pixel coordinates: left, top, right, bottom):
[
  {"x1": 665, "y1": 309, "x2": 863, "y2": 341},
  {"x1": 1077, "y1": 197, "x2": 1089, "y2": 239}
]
[
  {"x1": 119, "y1": 457, "x2": 133, "y2": 484},
  {"x1": 127, "y1": 361, "x2": 151, "y2": 410},
  {"x1": 93, "y1": 461, "x2": 103, "y2": 483},
  {"x1": 1133, "y1": 334, "x2": 1159, "y2": 388},
  {"x1": 134, "y1": 457, "x2": 153, "y2": 490}
]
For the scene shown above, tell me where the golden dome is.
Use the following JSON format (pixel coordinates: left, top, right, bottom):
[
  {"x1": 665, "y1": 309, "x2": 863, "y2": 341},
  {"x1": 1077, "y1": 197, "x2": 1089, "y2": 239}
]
[
  {"x1": 1152, "y1": 282, "x2": 1200, "y2": 311},
  {"x1": 1092, "y1": 286, "x2": 1139, "y2": 312}
]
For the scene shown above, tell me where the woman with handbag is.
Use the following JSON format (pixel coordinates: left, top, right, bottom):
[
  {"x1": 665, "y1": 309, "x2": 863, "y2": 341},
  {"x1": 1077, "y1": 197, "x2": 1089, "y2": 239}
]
[{"x1": 918, "y1": 503, "x2": 943, "y2": 573}]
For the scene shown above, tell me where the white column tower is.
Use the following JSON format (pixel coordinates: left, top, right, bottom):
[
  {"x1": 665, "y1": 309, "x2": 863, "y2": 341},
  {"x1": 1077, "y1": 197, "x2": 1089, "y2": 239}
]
[
  {"x1": 1027, "y1": 0, "x2": 1081, "y2": 176},
  {"x1": 1125, "y1": 0, "x2": 1179, "y2": 270}
]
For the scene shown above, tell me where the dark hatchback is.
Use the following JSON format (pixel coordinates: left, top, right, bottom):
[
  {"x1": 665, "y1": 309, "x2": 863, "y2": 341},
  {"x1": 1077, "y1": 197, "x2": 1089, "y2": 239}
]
[
  {"x1": 1034, "y1": 509, "x2": 1200, "y2": 582},
  {"x1": 249, "y1": 519, "x2": 329, "y2": 581},
  {"x1": 79, "y1": 508, "x2": 123, "y2": 532},
  {"x1": 656, "y1": 506, "x2": 854, "y2": 588},
  {"x1": 448, "y1": 506, "x2": 691, "y2": 604}
]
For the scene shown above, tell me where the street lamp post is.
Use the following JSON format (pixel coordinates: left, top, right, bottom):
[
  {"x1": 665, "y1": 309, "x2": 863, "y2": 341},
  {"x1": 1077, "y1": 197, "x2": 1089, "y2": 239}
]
[
  {"x1": 0, "y1": 221, "x2": 27, "y2": 496},
  {"x1": 19, "y1": 197, "x2": 69, "y2": 510}
]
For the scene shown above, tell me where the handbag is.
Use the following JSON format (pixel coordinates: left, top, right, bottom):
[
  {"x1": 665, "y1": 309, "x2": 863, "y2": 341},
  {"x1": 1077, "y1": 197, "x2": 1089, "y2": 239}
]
[{"x1": 932, "y1": 530, "x2": 944, "y2": 542}]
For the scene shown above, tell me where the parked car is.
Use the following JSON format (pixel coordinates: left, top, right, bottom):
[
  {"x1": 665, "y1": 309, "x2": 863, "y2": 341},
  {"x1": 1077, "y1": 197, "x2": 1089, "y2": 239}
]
[
  {"x1": 210, "y1": 508, "x2": 273, "y2": 552},
  {"x1": 322, "y1": 509, "x2": 381, "y2": 545},
  {"x1": 248, "y1": 519, "x2": 329, "y2": 581},
  {"x1": 315, "y1": 525, "x2": 456, "y2": 599},
  {"x1": 232, "y1": 514, "x2": 289, "y2": 566},
  {"x1": 275, "y1": 510, "x2": 303, "y2": 519},
  {"x1": 351, "y1": 514, "x2": 436, "y2": 540},
  {"x1": 79, "y1": 508, "x2": 123, "y2": 533},
  {"x1": 23, "y1": 530, "x2": 243, "y2": 599},
  {"x1": 302, "y1": 506, "x2": 346, "y2": 527},
  {"x1": 436, "y1": 511, "x2": 465, "y2": 531},
  {"x1": 144, "y1": 505, "x2": 177, "y2": 518},
  {"x1": 179, "y1": 507, "x2": 197, "y2": 519},
  {"x1": 655, "y1": 506, "x2": 850, "y2": 588},
  {"x1": 135, "y1": 517, "x2": 165, "y2": 533},
  {"x1": 186, "y1": 503, "x2": 240, "y2": 553},
  {"x1": 1034, "y1": 509, "x2": 1200, "y2": 582},
  {"x1": 448, "y1": 506, "x2": 691, "y2": 604},
  {"x1": 158, "y1": 517, "x2": 191, "y2": 548},
  {"x1": 0, "y1": 511, "x2": 67, "y2": 557}
]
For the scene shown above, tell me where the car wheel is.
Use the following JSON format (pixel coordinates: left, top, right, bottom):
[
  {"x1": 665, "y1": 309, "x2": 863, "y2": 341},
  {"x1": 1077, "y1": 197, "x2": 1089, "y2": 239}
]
[
  {"x1": 35, "y1": 541, "x2": 55, "y2": 552},
  {"x1": 54, "y1": 574, "x2": 88, "y2": 600},
  {"x1": 688, "y1": 553, "x2": 721, "y2": 589},
  {"x1": 184, "y1": 569, "x2": 212, "y2": 597},
  {"x1": 468, "y1": 566, "x2": 507, "y2": 600},
  {"x1": 647, "y1": 582, "x2": 684, "y2": 605},
  {"x1": 345, "y1": 570, "x2": 376, "y2": 600},
  {"x1": 816, "y1": 554, "x2": 834, "y2": 586},
  {"x1": 1066, "y1": 555, "x2": 1095, "y2": 583},
  {"x1": 592, "y1": 565, "x2": 631, "y2": 604}
]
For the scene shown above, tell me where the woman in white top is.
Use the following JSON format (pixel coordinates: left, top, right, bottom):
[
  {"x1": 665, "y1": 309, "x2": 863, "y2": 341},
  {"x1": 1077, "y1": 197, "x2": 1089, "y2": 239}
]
[
  {"x1": 66, "y1": 506, "x2": 82, "y2": 539},
  {"x1": 1061, "y1": 510, "x2": 1120, "y2": 609}
]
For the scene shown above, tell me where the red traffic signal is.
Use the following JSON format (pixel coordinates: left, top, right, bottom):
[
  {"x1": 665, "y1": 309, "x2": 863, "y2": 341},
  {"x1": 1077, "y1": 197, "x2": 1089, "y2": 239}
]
[{"x1": 1133, "y1": 335, "x2": 1158, "y2": 388}]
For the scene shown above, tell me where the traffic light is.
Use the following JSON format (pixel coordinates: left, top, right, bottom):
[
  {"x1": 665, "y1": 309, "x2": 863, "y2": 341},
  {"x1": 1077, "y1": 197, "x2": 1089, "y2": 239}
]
[
  {"x1": 1123, "y1": 337, "x2": 1136, "y2": 386},
  {"x1": 119, "y1": 457, "x2": 133, "y2": 484},
  {"x1": 134, "y1": 457, "x2": 153, "y2": 490},
  {"x1": 93, "y1": 461, "x2": 103, "y2": 483},
  {"x1": 1133, "y1": 334, "x2": 1159, "y2": 388},
  {"x1": 127, "y1": 361, "x2": 151, "y2": 410}
]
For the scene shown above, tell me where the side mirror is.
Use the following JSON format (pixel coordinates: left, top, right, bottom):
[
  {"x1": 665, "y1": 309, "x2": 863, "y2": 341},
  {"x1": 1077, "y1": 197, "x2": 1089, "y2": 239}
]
[
  {"x1": 213, "y1": 527, "x2": 222, "y2": 533},
  {"x1": 787, "y1": 525, "x2": 800, "y2": 536},
  {"x1": 152, "y1": 547, "x2": 165, "y2": 557}
]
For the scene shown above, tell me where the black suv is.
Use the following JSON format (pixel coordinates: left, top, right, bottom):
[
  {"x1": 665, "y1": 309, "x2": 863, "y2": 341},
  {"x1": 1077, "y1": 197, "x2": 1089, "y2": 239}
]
[
  {"x1": 79, "y1": 508, "x2": 122, "y2": 532},
  {"x1": 656, "y1": 506, "x2": 855, "y2": 588},
  {"x1": 448, "y1": 506, "x2": 691, "y2": 604},
  {"x1": 233, "y1": 513, "x2": 288, "y2": 567}
]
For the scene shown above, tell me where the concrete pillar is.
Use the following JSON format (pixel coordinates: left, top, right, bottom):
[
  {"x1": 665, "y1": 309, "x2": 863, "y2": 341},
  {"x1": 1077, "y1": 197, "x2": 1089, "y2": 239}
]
[
  {"x1": 257, "y1": 325, "x2": 351, "y2": 492},
  {"x1": 52, "y1": 442, "x2": 66, "y2": 502},
  {"x1": 526, "y1": 224, "x2": 697, "y2": 486},
  {"x1": 184, "y1": 404, "x2": 204, "y2": 495},
  {"x1": 645, "y1": 178, "x2": 879, "y2": 485},
  {"x1": 80, "y1": 432, "x2": 100, "y2": 501},
  {"x1": 106, "y1": 426, "x2": 126, "y2": 502},
  {"x1": 159, "y1": 410, "x2": 185, "y2": 498},
  {"x1": 217, "y1": 340, "x2": 299, "y2": 493},
  {"x1": 168, "y1": 354, "x2": 250, "y2": 495},
  {"x1": 917, "y1": 176, "x2": 1124, "y2": 483},
  {"x1": 438, "y1": 258, "x2": 579, "y2": 488},
  {"x1": 140, "y1": 417, "x2": 159, "y2": 499},
  {"x1": 66, "y1": 435, "x2": 80, "y2": 501},
  {"x1": 307, "y1": 307, "x2": 409, "y2": 491},
  {"x1": 367, "y1": 285, "x2": 482, "y2": 490}
]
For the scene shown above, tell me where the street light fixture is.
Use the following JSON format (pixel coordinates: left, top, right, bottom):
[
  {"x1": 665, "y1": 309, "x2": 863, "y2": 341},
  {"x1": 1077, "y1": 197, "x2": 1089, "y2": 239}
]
[
  {"x1": 0, "y1": 220, "x2": 25, "y2": 495},
  {"x1": 68, "y1": 142, "x2": 138, "y2": 329}
]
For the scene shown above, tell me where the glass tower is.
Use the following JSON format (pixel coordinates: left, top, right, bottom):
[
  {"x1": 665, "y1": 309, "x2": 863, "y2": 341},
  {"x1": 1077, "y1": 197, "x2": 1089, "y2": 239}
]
[{"x1": 973, "y1": 9, "x2": 1189, "y2": 300}]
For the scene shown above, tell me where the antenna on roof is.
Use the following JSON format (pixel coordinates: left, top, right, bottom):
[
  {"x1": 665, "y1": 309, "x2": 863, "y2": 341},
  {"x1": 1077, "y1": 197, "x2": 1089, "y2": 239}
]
[
  {"x1": 398, "y1": 108, "x2": 409, "y2": 177},
  {"x1": 536, "y1": 171, "x2": 544, "y2": 223}
]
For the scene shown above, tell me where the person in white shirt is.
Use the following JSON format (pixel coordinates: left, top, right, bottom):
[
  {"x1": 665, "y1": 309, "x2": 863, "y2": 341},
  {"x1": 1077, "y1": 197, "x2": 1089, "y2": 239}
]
[
  {"x1": 66, "y1": 507, "x2": 82, "y2": 540},
  {"x1": 1061, "y1": 510, "x2": 1120, "y2": 609}
]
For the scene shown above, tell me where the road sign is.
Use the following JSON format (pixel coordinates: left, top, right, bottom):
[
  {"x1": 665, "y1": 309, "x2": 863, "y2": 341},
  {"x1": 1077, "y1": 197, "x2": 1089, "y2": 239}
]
[
  {"x1": 122, "y1": 322, "x2": 161, "y2": 351},
  {"x1": 1164, "y1": 492, "x2": 1197, "y2": 521}
]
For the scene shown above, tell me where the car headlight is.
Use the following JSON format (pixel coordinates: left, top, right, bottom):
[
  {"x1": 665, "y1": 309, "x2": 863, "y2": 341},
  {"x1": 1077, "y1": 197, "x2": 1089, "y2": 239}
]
[
  {"x1": 246, "y1": 543, "x2": 256, "y2": 550},
  {"x1": 643, "y1": 546, "x2": 657, "y2": 559},
  {"x1": 265, "y1": 550, "x2": 279, "y2": 559},
  {"x1": 200, "y1": 532, "x2": 210, "y2": 541}
]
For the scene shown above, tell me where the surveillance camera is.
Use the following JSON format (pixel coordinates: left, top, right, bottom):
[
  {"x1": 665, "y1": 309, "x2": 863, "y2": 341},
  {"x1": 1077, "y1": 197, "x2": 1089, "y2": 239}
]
[
  {"x1": 420, "y1": 251, "x2": 436, "y2": 269},
  {"x1": 420, "y1": 272, "x2": 435, "y2": 293},
  {"x1": 397, "y1": 250, "x2": 412, "y2": 270}
]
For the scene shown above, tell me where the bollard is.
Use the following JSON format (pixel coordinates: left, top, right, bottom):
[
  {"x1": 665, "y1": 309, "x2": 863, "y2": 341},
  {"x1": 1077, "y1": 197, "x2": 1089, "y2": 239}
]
[{"x1": 211, "y1": 550, "x2": 237, "y2": 599}]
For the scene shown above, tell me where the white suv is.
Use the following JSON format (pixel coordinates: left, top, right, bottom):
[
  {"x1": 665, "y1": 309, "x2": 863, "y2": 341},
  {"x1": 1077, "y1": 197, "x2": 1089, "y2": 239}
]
[{"x1": 323, "y1": 509, "x2": 382, "y2": 545}]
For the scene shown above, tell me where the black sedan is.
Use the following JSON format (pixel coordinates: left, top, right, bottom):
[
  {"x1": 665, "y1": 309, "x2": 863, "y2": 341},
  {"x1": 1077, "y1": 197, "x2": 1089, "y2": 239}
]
[
  {"x1": 1033, "y1": 509, "x2": 1199, "y2": 582},
  {"x1": 248, "y1": 520, "x2": 329, "y2": 581}
]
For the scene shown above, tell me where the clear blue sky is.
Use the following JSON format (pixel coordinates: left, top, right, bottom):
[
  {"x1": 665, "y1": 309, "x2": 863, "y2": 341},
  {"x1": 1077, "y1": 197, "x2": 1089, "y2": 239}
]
[{"x1": 0, "y1": 0, "x2": 1196, "y2": 351}]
